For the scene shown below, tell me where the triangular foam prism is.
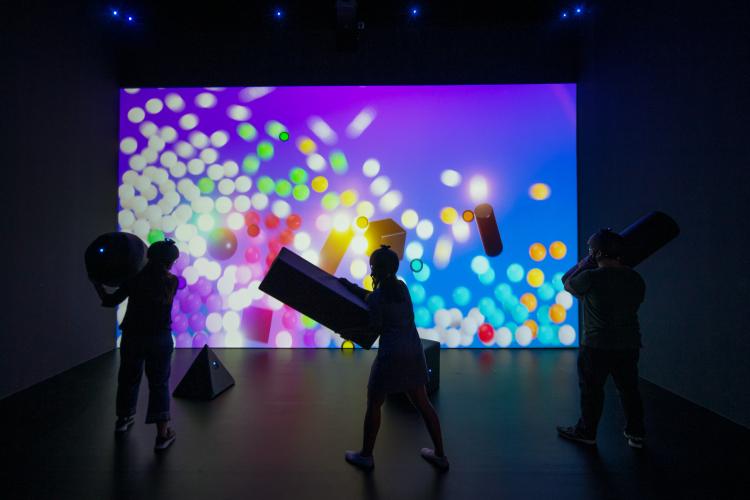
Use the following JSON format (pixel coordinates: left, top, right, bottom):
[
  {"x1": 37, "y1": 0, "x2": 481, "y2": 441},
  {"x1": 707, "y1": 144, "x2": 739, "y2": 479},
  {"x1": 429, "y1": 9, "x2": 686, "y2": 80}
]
[{"x1": 173, "y1": 345, "x2": 235, "y2": 400}]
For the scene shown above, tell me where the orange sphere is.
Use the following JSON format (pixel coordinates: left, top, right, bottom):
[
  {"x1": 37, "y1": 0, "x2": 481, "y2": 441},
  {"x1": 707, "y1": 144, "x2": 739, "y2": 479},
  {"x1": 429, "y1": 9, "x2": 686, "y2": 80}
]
[
  {"x1": 462, "y1": 210, "x2": 475, "y2": 222},
  {"x1": 549, "y1": 241, "x2": 567, "y2": 260},
  {"x1": 520, "y1": 293, "x2": 538, "y2": 312},
  {"x1": 524, "y1": 319, "x2": 539, "y2": 338},
  {"x1": 529, "y1": 243, "x2": 547, "y2": 262},
  {"x1": 549, "y1": 304, "x2": 567, "y2": 324},
  {"x1": 529, "y1": 183, "x2": 551, "y2": 200}
]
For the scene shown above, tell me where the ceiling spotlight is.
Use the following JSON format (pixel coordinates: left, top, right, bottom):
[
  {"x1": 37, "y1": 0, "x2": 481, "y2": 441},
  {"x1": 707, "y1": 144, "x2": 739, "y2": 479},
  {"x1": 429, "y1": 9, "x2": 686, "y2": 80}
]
[
  {"x1": 575, "y1": 7, "x2": 583, "y2": 15},
  {"x1": 111, "y1": 9, "x2": 119, "y2": 17},
  {"x1": 561, "y1": 11, "x2": 569, "y2": 19},
  {"x1": 275, "y1": 8, "x2": 283, "y2": 19},
  {"x1": 127, "y1": 15, "x2": 134, "y2": 22},
  {"x1": 410, "y1": 6, "x2": 419, "y2": 17}
]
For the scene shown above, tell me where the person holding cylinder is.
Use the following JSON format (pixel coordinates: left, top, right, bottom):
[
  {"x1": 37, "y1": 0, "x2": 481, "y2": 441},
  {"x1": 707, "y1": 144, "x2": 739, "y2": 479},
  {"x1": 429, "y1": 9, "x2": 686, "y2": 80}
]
[
  {"x1": 557, "y1": 229, "x2": 647, "y2": 449},
  {"x1": 90, "y1": 239, "x2": 180, "y2": 451},
  {"x1": 338, "y1": 245, "x2": 449, "y2": 471}
]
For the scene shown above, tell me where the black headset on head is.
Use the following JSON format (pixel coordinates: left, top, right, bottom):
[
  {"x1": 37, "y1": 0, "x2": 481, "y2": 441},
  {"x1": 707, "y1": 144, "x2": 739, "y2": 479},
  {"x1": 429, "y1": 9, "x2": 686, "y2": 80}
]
[
  {"x1": 147, "y1": 238, "x2": 180, "y2": 265},
  {"x1": 369, "y1": 244, "x2": 399, "y2": 289},
  {"x1": 587, "y1": 228, "x2": 625, "y2": 260}
]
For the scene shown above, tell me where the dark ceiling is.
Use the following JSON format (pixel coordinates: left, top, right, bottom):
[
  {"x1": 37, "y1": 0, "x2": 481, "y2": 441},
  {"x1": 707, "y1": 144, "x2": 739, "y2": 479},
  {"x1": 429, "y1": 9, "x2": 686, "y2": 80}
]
[{"x1": 96, "y1": 0, "x2": 582, "y2": 33}]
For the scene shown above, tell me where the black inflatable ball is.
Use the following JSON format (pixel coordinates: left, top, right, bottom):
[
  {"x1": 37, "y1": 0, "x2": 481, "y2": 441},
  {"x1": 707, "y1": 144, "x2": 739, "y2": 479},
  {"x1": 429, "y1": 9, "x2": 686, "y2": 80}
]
[{"x1": 85, "y1": 232, "x2": 148, "y2": 287}]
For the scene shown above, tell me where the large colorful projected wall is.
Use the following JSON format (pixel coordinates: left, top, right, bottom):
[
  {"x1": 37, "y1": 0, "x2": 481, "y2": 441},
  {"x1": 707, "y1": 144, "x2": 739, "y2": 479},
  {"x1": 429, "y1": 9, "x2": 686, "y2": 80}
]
[{"x1": 117, "y1": 85, "x2": 578, "y2": 348}]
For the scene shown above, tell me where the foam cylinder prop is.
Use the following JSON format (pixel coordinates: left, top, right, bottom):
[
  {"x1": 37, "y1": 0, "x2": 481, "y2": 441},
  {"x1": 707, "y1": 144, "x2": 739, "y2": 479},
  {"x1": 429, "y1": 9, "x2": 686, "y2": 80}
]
[
  {"x1": 474, "y1": 203, "x2": 503, "y2": 257},
  {"x1": 85, "y1": 232, "x2": 147, "y2": 287},
  {"x1": 566, "y1": 211, "x2": 680, "y2": 275},
  {"x1": 618, "y1": 211, "x2": 680, "y2": 267},
  {"x1": 260, "y1": 247, "x2": 378, "y2": 349}
]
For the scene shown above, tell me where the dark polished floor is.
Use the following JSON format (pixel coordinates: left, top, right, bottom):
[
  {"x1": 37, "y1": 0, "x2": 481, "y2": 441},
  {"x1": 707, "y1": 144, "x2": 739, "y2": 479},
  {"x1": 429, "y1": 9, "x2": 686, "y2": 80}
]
[{"x1": 1, "y1": 348, "x2": 748, "y2": 500}]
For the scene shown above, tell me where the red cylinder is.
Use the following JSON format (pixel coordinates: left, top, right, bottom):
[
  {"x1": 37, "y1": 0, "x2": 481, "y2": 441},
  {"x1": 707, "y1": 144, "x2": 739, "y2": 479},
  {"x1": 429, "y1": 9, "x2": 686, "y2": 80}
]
[{"x1": 474, "y1": 203, "x2": 503, "y2": 257}]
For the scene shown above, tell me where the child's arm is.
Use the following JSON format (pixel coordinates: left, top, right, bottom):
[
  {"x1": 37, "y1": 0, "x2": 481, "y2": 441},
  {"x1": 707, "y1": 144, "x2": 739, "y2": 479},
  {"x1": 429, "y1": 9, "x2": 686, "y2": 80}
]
[{"x1": 337, "y1": 277, "x2": 371, "y2": 302}]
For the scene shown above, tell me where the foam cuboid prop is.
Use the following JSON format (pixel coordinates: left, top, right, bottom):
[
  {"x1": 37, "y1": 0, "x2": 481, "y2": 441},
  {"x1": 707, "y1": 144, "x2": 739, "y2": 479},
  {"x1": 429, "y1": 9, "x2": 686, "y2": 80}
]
[
  {"x1": 85, "y1": 232, "x2": 147, "y2": 287},
  {"x1": 173, "y1": 345, "x2": 235, "y2": 400},
  {"x1": 260, "y1": 247, "x2": 378, "y2": 349}
]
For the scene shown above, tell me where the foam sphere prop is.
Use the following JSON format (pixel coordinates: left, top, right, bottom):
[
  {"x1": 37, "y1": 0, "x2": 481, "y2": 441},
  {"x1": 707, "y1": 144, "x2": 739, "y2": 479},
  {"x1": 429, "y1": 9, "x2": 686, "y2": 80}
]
[{"x1": 85, "y1": 232, "x2": 147, "y2": 287}]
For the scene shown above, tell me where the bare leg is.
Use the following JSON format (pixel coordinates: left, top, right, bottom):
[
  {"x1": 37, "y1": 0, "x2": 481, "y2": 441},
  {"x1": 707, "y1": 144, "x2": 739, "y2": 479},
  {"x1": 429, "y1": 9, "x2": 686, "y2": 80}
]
[
  {"x1": 407, "y1": 385, "x2": 446, "y2": 457},
  {"x1": 360, "y1": 389, "x2": 386, "y2": 457},
  {"x1": 156, "y1": 420, "x2": 170, "y2": 438}
]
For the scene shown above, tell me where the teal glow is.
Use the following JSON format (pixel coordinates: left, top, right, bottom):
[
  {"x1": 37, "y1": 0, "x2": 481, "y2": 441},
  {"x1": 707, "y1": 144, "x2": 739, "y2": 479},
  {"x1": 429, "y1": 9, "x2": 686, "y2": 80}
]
[
  {"x1": 507, "y1": 263, "x2": 524, "y2": 282},
  {"x1": 452, "y1": 286, "x2": 471, "y2": 306}
]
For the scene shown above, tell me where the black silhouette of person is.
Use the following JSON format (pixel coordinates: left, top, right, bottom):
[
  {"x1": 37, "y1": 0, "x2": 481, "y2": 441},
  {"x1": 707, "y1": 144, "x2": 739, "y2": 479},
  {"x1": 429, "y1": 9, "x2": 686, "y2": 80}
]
[
  {"x1": 338, "y1": 245, "x2": 449, "y2": 470},
  {"x1": 91, "y1": 239, "x2": 180, "y2": 451},
  {"x1": 557, "y1": 229, "x2": 646, "y2": 449}
]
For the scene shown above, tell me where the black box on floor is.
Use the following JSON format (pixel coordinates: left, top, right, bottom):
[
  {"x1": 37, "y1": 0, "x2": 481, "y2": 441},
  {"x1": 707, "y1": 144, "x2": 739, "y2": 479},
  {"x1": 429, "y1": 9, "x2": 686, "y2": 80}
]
[
  {"x1": 260, "y1": 247, "x2": 377, "y2": 349},
  {"x1": 422, "y1": 339, "x2": 440, "y2": 394}
]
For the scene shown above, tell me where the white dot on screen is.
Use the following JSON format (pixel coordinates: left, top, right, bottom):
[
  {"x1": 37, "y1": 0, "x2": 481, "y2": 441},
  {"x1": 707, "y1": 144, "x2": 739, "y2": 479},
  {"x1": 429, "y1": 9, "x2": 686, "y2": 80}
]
[
  {"x1": 276, "y1": 330, "x2": 293, "y2": 348},
  {"x1": 234, "y1": 195, "x2": 251, "y2": 212},
  {"x1": 559, "y1": 325, "x2": 576, "y2": 345},
  {"x1": 165, "y1": 93, "x2": 185, "y2": 112},
  {"x1": 294, "y1": 232, "x2": 311, "y2": 251},
  {"x1": 416, "y1": 219, "x2": 434, "y2": 240},
  {"x1": 362, "y1": 158, "x2": 380, "y2": 177},
  {"x1": 120, "y1": 137, "x2": 137, "y2": 154},
  {"x1": 227, "y1": 105, "x2": 251, "y2": 121},
  {"x1": 251, "y1": 193, "x2": 268, "y2": 210},
  {"x1": 195, "y1": 92, "x2": 217, "y2": 108},
  {"x1": 179, "y1": 114, "x2": 198, "y2": 130},
  {"x1": 145, "y1": 98, "x2": 163, "y2": 114},
  {"x1": 440, "y1": 169, "x2": 462, "y2": 187},
  {"x1": 127, "y1": 107, "x2": 145, "y2": 123}
]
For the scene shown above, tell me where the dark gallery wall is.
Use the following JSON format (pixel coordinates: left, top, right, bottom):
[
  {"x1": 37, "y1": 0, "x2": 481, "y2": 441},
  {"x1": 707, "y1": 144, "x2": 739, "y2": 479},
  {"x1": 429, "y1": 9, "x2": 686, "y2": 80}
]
[
  {"x1": 578, "y1": 1, "x2": 750, "y2": 426},
  {"x1": 0, "y1": 2, "x2": 118, "y2": 399}
]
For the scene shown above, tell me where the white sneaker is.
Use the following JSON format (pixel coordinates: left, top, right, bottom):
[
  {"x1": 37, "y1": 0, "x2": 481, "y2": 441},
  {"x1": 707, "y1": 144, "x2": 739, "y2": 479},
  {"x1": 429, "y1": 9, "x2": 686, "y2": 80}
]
[
  {"x1": 344, "y1": 450, "x2": 374, "y2": 470},
  {"x1": 114, "y1": 416, "x2": 135, "y2": 433},
  {"x1": 154, "y1": 429, "x2": 176, "y2": 451},
  {"x1": 420, "y1": 448, "x2": 450, "y2": 471},
  {"x1": 624, "y1": 431, "x2": 644, "y2": 449}
]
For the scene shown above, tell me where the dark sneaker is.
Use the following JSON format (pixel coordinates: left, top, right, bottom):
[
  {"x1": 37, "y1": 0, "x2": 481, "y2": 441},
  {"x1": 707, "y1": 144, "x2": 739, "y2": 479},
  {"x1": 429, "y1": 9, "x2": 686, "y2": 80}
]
[
  {"x1": 115, "y1": 416, "x2": 135, "y2": 434},
  {"x1": 420, "y1": 448, "x2": 450, "y2": 471},
  {"x1": 344, "y1": 450, "x2": 374, "y2": 470},
  {"x1": 624, "y1": 431, "x2": 644, "y2": 449},
  {"x1": 154, "y1": 429, "x2": 176, "y2": 452},
  {"x1": 557, "y1": 425, "x2": 596, "y2": 445}
]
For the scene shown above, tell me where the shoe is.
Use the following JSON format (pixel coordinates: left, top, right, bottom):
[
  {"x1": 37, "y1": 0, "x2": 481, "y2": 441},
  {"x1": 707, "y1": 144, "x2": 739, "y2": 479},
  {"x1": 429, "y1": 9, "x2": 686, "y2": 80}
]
[
  {"x1": 154, "y1": 429, "x2": 176, "y2": 452},
  {"x1": 344, "y1": 450, "x2": 374, "y2": 470},
  {"x1": 624, "y1": 431, "x2": 644, "y2": 449},
  {"x1": 420, "y1": 448, "x2": 450, "y2": 471},
  {"x1": 556, "y1": 425, "x2": 596, "y2": 445},
  {"x1": 115, "y1": 416, "x2": 135, "y2": 434}
]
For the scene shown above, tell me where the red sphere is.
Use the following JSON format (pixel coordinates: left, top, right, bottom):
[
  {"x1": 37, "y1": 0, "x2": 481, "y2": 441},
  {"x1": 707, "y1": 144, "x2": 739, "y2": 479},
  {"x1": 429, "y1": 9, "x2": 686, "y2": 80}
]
[
  {"x1": 244, "y1": 247, "x2": 260, "y2": 263},
  {"x1": 286, "y1": 214, "x2": 302, "y2": 230},
  {"x1": 265, "y1": 214, "x2": 280, "y2": 229},
  {"x1": 266, "y1": 253, "x2": 277, "y2": 267},
  {"x1": 247, "y1": 224, "x2": 260, "y2": 237},
  {"x1": 279, "y1": 229, "x2": 294, "y2": 245},
  {"x1": 478, "y1": 323, "x2": 495, "y2": 343},
  {"x1": 268, "y1": 239, "x2": 282, "y2": 255},
  {"x1": 245, "y1": 211, "x2": 260, "y2": 226}
]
